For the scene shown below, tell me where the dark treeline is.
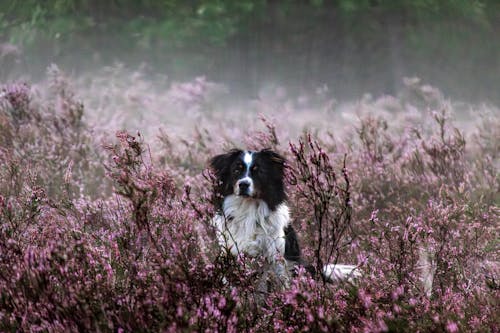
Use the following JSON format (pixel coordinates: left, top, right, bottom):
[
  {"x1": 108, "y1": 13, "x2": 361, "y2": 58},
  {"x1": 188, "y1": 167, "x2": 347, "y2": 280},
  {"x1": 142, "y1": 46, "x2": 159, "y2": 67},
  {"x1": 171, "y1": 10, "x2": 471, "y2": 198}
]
[{"x1": 1, "y1": 0, "x2": 499, "y2": 103}]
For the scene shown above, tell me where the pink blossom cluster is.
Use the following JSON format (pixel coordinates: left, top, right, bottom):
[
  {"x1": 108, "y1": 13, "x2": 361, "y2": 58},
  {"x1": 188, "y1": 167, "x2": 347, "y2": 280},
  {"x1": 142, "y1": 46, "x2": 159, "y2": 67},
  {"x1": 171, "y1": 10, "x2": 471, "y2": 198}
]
[{"x1": 0, "y1": 74, "x2": 498, "y2": 332}]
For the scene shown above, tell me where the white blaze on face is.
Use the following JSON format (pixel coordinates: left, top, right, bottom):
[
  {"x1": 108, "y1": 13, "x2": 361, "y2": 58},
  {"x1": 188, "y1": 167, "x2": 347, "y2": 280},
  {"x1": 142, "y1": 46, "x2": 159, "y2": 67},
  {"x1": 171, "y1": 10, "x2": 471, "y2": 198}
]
[
  {"x1": 243, "y1": 151, "x2": 253, "y2": 173},
  {"x1": 235, "y1": 151, "x2": 254, "y2": 196}
]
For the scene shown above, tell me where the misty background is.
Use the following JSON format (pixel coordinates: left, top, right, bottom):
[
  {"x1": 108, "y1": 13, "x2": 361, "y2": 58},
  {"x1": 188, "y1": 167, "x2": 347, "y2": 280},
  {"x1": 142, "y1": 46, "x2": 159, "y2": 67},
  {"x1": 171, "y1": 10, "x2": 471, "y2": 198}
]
[{"x1": 1, "y1": 0, "x2": 499, "y2": 106}]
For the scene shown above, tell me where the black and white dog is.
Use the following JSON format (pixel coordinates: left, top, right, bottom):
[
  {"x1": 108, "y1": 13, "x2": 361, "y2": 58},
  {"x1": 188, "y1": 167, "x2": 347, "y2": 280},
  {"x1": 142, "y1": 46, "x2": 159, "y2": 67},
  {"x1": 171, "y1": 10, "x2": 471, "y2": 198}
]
[{"x1": 210, "y1": 148, "x2": 358, "y2": 285}]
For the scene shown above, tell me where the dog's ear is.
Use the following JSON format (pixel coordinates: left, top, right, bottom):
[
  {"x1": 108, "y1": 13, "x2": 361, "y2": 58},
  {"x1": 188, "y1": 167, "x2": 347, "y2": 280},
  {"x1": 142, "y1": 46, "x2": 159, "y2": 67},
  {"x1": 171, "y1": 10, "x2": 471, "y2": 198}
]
[
  {"x1": 259, "y1": 148, "x2": 286, "y2": 170},
  {"x1": 209, "y1": 149, "x2": 242, "y2": 179},
  {"x1": 259, "y1": 148, "x2": 287, "y2": 209}
]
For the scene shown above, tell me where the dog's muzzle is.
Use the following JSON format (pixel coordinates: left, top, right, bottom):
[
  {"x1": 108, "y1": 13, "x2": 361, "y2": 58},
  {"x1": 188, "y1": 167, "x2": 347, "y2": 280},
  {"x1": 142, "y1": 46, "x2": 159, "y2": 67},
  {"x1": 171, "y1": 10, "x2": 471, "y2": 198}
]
[{"x1": 236, "y1": 178, "x2": 253, "y2": 196}]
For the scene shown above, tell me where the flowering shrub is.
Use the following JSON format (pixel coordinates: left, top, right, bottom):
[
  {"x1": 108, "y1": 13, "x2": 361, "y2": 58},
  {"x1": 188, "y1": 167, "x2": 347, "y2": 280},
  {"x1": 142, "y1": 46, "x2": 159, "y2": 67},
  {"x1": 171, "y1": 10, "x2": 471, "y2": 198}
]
[
  {"x1": 0, "y1": 69, "x2": 498, "y2": 331},
  {"x1": 289, "y1": 134, "x2": 352, "y2": 280}
]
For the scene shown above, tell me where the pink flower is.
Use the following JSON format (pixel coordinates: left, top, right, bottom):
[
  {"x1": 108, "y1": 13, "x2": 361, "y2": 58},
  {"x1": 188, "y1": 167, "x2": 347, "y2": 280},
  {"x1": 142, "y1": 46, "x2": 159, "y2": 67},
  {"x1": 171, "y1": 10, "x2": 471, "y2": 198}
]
[
  {"x1": 358, "y1": 289, "x2": 373, "y2": 308},
  {"x1": 446, "y1": 321, "x2": 459, "y2": 333}
]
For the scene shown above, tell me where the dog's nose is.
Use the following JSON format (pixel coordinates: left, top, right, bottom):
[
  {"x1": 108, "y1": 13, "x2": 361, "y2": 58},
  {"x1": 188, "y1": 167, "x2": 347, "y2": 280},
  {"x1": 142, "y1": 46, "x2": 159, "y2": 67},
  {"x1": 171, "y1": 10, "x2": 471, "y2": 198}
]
[{"x1": 239, "y1": 181, "x2": 250, "y2": 191}]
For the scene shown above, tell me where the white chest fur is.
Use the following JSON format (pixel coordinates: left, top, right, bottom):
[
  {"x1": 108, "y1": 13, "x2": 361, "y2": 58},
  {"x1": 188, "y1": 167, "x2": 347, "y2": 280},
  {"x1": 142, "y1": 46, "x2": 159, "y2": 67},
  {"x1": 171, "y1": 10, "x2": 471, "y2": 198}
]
[{"x1": 212, "y1": 195, "x2": 290, "y2": 262}]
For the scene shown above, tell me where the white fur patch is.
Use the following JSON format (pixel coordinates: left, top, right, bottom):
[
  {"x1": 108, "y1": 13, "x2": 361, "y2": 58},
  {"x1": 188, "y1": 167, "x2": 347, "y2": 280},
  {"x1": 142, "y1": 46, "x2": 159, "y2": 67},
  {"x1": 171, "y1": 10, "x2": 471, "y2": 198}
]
[
  {"x1": 418, "y1": 247, "x2": 436, "y2": 297},
  {"x1": 243, "y1": 151, "x2": 253, "y2": 167},
  {"x1": 212, "y1": 195, "x2": 290, "y2": 262},
  {"x1": 234, "y1": 151, "x2": 255, "y2": 196},
  {"x1": 322, "y1": 264, "x2": 360, "y2": 281}
]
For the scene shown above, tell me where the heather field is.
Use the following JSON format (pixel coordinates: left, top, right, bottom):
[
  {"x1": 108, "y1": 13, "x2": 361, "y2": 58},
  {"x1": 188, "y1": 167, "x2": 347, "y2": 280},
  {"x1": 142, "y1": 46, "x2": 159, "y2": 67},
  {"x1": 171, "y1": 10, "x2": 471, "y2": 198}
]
[{"x1": 0, "y1": 65, "x2": 498, "y2": 332}]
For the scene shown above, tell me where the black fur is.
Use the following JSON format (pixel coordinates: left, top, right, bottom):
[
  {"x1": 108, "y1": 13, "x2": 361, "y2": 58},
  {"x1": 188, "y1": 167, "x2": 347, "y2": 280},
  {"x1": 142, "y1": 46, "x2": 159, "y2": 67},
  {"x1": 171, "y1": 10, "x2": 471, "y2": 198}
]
[
  {"x1": 210, "y1": 149, "x2": 243, "y2": 208},
  {"x1": 209, "y1": 148, "x2": 287, "y2": 210},
  {"x1": 284, "y1": 225, "x2": 316, "y2": 276},
  {"x1": 254, "y1": 149, "x2": 287, "y2": 210},
  {"x1": 284, "y1": 225, "x2": 301, "y2": 261}
]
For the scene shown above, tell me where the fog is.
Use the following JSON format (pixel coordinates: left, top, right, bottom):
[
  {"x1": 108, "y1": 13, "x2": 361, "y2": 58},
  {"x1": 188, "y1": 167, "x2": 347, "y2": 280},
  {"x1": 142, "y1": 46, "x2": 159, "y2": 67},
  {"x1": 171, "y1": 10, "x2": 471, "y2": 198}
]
[
  {"x1": 3, "y1": 12, "x2": 499, "y2": 102},
  {"x1": 1, "y1": 3, "x2": 499, "y2": 141}
]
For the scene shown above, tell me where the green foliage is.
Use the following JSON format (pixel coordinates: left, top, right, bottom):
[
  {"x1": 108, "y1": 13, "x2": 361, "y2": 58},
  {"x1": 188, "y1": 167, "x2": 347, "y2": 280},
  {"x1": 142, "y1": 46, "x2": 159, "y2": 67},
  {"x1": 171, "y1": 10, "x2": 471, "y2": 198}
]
[
  {"x1": 1, "y1": 0, "x2": 498, "y2": 102},
  {"x1": 1, "y1": 0, "x2": 258, "y2": 45},
  {"x1": 1, "y1": 0, "x2": 496, "y2": 48}
]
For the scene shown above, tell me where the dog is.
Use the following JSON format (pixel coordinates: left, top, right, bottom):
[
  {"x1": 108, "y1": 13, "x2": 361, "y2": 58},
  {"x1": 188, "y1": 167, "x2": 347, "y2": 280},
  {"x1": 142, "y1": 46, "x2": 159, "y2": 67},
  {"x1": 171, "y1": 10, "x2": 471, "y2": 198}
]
[{"x1": 209, "y1": 148, "x2": 359, "y2": 288}]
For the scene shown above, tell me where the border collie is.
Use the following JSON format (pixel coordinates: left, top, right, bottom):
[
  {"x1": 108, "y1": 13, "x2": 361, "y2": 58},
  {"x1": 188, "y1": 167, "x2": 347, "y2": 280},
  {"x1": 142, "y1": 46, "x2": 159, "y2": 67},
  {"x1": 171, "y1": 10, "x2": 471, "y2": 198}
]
[{"x1": 210, "y1": 148, "x2": 358, "y2": 286}]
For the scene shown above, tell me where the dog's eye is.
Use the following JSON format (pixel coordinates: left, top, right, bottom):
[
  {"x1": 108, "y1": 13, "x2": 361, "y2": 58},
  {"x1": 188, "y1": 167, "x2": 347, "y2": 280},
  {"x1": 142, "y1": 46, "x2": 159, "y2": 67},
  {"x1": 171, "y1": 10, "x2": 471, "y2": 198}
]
[
  {"x1": 251, "y1": 165, "x2": 259, "y2": 173},
  {"x1": 234, "y1": 164, "x2": 243, "y2": 174}
]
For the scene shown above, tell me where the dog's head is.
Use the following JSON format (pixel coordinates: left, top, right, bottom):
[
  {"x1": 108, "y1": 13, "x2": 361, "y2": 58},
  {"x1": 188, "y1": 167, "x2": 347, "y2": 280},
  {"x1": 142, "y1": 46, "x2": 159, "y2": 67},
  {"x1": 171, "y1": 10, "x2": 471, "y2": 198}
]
[{"x1": 210, "y1": 149, "x2": 287, "y2": 210}]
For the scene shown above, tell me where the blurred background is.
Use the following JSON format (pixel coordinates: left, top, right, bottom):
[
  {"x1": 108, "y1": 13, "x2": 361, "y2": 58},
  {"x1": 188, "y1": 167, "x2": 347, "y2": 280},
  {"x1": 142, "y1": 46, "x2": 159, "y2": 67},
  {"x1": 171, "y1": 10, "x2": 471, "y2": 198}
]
[{"x1": 1, "y1": 0, "x2": 499, "y2": 105}]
